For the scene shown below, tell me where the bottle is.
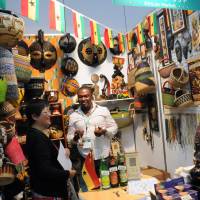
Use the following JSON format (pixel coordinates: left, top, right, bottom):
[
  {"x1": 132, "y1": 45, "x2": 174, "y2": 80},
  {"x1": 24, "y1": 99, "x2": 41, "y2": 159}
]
[
  {"x1": 109, "y1": 155, "x2": 119, "y2": 188},
  {"x1": 118, "y1": 153, "x2": 128, "y2": 186},
  {"x1": 100, "y1": 157, "x2": 110, "y2": 189}
]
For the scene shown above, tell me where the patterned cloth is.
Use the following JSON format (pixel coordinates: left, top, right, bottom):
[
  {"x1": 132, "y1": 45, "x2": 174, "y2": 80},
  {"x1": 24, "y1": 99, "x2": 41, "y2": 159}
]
[{"x1": 0, "y1": 47, "x2": 18, "y2": 101}]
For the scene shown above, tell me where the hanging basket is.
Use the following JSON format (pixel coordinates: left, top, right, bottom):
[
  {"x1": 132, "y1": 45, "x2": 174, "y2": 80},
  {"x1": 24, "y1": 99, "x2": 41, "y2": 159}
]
[
  {"x1": 174, "y1": 89, "x2": 193, "y2": 107},
  {"x1": 162, "y1": 81, "x2": 175, "y2": 107},
  {"x1": 158, "y1": 62, "x2": 176, "y2": 79},
  {"x1": 169, "y1": 67, "x2": 189, "y2": 89}
]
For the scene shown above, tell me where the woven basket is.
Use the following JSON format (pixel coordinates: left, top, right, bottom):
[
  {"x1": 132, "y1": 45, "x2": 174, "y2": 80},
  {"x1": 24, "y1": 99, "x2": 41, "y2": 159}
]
[
  {"x1": 162, "y1": 81, "x2": 175, "y2": 107},
  {"x1": 14, "y1": 54, "x2": 32, "y2": 83},
  {"x1": 169, "y1": 67, "x2": 189, "y2": 89},
  {"x1": 0, "y1": 77, "x2": 7, "y2": 103},
  {"x1": 0, "y1": 162, "x2": 15, "y2": 186},
  {"x1": 158, "y1": 62, "x2": 176, "y2": 78},
  {"x1": 174, "y1": 90, "x2": 193, "y2": 107}
]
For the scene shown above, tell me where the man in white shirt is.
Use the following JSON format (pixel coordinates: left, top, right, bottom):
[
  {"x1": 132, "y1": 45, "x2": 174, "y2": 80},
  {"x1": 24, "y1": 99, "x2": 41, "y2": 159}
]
[{"x1": 68, "y1": 86, "x2": 118, "y2": 179}]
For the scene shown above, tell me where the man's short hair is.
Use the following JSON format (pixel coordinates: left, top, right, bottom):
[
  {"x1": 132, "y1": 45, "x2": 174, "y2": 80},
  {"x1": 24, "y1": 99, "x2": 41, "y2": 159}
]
[{"x1": 77, "y1": 85, "x2": 94, "y2": 95}]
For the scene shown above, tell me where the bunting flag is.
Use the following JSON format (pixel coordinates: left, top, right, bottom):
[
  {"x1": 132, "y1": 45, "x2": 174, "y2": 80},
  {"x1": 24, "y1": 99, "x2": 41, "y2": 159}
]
[
  {"x1": 126, "y1": 31, "x2": 133, "y2": 51},
  {"x1": 72, "y1": 12, "x2": 85, "y2": 39},
  {"x1": 118, "y1": 33, "x2": 126, "y2": 53},
  {"x1": 81, "y1": 152, "x2": 100, "y2": 192},
  {"x1": 0, "y1": 0, "x2": 6, "y2": 9},
  {"x1": 148, "y1": 13, "x2": 158, "y2": 37},
  {"x1": 137, "y1": 23, "x2": 145, "y2": 45},
  {"x1": 104, "y1": 28, "x2": 114, "y2": 48},
  {"x1": 90, "y1": 20, "x2": 101, "y2": 46},
  {"x1": 21, "y1": 0, "x2": 39, "y2": 21},
  {"x1": 49, "y1": 0, "x2": 65, "y2": 33}
]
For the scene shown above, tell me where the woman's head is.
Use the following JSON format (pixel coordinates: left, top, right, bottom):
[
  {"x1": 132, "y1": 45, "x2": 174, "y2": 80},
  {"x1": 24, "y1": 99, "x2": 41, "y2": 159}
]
[{"x1": 26, "y1": 98, "x2": 50, "y2": 129}]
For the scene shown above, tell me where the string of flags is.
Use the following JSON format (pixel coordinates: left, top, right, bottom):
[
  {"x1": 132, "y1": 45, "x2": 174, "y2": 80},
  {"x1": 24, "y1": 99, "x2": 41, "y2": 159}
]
[{"x1": 0, "y1": 0, "x2": 158, "y2": 52}]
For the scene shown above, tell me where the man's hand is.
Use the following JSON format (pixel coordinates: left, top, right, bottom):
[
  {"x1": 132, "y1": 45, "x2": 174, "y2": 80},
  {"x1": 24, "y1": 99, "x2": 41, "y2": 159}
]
[
  {"x1": 94, "y1": 127, "x2": 106, "y2": 137},
  {"x1": 69, "y1": 169, "x2": 76, "y2": 178},
  {"x1": 73, "y1": 129, "x2": 84, "y2": 142}
]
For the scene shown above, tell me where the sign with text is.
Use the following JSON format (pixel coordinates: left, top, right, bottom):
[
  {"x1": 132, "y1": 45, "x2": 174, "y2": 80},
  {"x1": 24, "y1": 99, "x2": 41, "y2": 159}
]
[{"x1": 112, "y1": 0, "x2": 200, "y2": 11}]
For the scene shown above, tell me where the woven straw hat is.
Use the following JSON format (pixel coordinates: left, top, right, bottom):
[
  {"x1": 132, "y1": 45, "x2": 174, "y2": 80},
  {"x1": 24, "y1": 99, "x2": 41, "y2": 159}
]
[{"x1": 0, "y1": 101, "x2": 16, "y2": 120}]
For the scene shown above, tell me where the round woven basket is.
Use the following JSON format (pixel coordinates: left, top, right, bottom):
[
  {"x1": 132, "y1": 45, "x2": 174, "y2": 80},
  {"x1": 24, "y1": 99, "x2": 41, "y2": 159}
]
[
  {"x1": 170, "y1": 67, "x2": 189, "y2": 89},
  {"x1": 158, "y1": 62, "x2": 176, "y2": 78},
  {"x1": 174, "y1": 90, "x2": 193, "y2": 107}
]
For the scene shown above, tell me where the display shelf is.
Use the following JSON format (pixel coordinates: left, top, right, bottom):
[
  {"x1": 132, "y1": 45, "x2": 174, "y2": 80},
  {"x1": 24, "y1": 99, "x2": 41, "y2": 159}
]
[
  {"x1": 50, "y1": 114, "x2": 62, "y2": 117},
  {"x1": 164, "y1": 105, "x2": 200, "y2": 114}
]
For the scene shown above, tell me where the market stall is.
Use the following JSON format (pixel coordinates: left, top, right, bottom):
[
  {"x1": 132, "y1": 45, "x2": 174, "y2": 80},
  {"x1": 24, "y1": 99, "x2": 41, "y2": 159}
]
[{"x1": 0, "y1": 0, "x2": 200, "y2": 199}]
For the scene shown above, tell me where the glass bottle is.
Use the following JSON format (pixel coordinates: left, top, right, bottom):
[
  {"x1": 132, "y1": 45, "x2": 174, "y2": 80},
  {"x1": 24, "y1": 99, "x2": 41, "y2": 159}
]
[
  {"x1": 100, "y1": 157, "x2": 110, "y2": 189},
  {"x1": 109, "y1": 155, "x2": 119, "y2": 188},
  {"x1": 118, "y1": 153, "x2": 128, "y2": 186}
]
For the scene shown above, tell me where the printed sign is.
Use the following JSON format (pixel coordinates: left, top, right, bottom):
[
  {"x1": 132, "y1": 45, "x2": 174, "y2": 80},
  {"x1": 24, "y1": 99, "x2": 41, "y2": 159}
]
[{"x1": 112, "y1": 0, "x2": 200, "y2": 11}]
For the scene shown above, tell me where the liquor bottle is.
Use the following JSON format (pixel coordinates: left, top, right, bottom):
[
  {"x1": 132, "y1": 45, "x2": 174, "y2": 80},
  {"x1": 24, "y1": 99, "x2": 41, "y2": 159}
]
[
  {"x1": 109, "y1": 155, "x2": 119, "y2": 188},
  {"x1": 118, "y1": 153, "x2": 128, "y2": 186},
  {"x1": 100, "y1": 157, "x2": 110, "y2": 189}
]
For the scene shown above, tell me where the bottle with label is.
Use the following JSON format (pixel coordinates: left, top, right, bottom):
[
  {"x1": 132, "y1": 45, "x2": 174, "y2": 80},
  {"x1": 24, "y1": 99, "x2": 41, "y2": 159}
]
[
  {"x1": 118, "y1": 153, "x2": 128, "y2": 186},
  {"x1": 109, "y1": 155, "x2": 119, "y2": 188},
  {"x1": 100, "y1": 157, "x2": 110, "y2": 189}
]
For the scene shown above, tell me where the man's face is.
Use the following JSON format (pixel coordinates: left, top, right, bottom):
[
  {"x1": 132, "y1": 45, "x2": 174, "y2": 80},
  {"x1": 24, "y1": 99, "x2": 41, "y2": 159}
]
[{"x1": 78, "y1": 89, "x2": 92, "y2": 110}]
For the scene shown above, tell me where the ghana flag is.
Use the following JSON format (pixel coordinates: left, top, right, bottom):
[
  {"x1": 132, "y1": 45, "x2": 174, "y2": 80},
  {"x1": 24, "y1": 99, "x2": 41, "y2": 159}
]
[
  {"x1": 137, "y1": 23, "x2": 145, "y2": 45},
  {"x1": 21, "y1": 0, "x2": 39, "y2": 21},
  {"x1": 118, "y1": 32, "x2": 126, "y2": 53},
  {"x1": 90, "y1": 20, "x2": 101, "y2": 46},
  {"x1": 148, "y1": 13, "x2": 158, "y2": 37},
  {"x1": 80, "y1": 152, "x2": 100, "y2": 192}
]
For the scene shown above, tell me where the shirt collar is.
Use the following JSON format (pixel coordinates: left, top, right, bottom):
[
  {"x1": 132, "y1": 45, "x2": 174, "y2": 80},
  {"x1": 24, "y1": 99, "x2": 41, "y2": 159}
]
[{"x1": 77, "y1": 101, "x2": 97, "y2": 116}]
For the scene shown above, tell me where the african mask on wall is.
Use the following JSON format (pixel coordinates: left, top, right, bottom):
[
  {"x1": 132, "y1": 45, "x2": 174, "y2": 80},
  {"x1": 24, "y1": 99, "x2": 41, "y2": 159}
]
[
  {"x1": 175, "y1": 40, "x2": 182, "y2": 63},
  {"x1": 109, "y1": 36, "x2": 122, "y2": 55},
  {"x1": 59, "y1": 33, "x2": 77, "y2": 53},
  {"x1": 78, "y1": 37, "x2": 107, "y2": 67},
  {"x1": 29, "y1": 30, "x2": 57, "y2": 73},
  {"x1": 61, "y1": 57, "x2": 78, "y2": 77}
]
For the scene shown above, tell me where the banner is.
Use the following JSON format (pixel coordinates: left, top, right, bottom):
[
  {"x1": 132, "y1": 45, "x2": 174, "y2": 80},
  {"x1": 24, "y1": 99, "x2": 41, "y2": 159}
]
[{"x1": 112, "y1": 0, "x2": 200, "y2": 11}]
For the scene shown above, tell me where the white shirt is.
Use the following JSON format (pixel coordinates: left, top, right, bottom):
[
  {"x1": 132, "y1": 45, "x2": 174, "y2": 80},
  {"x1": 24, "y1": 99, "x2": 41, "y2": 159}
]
[{"x1": 67, "y1": 103, "x2": 118, "y2": 160}]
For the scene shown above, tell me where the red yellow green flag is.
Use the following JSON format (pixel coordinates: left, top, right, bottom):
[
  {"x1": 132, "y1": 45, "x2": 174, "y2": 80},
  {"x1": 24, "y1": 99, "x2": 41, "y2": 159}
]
[
  {"x1": 0, "y1": 0, "x2": 6, "y2": 9},
  {"x1": 90, "y1": 20, "x2": 101, "y2": 45},
  {"x1": 148, "y1": 13, "x2": 158, "y2": 37},
  {"x1": 49, "y1": 0, "x2": 65, "y2": 33},
  {"x1": 81, "y1": 152, "x2": 100, "y2": 191},
  {"x1": 21, "y1": 0, "x2": 39, "y2": 21},
  {"x1": 118, "y1": 33, "x2": 126, "y2": 53},
  {"x1": 137, "y1": 23, "x2": 145, "y2": 45},
  {"x1": 72, "y1": 12, "x2": 85, "y2": 39},
  {"x1": 126, "y1": 31, "x2": 133, "y2": 51},
  {"x1": 104, "y1": 28, "x2": 114, "y2": 48}
]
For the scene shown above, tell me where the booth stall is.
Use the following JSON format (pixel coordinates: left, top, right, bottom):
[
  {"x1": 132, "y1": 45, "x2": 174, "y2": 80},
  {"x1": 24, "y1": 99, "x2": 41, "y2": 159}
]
[{"x1": 0, "y1": 0, "x2": 200, "y2": 199}]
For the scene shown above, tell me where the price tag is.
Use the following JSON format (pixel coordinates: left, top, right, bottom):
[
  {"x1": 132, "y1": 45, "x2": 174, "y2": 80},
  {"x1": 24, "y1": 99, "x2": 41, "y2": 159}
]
[
  {"x1": 83, "y1": 139, "x2": 92, "y2": 149},
  {"x1": 181, "y1": 195, "x2": 192, "y2": 200},
  {"x1": 109, "y1": 167, "x2": 118, "y2": 172},
  {"x1": 50, "y1": 92, "x2": 54, "y2": 96}
]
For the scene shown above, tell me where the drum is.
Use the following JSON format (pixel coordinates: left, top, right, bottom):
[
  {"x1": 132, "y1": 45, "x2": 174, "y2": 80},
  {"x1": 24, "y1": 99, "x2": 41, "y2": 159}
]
[
  {"x1": 25, "y1": 77, "x2": 45, "y2": 101},
  {"x1": 61, "y1": 78, "x2": 79, "y2": 96},
  {"x1": 0, "y1": 162, "x2": 15, "y2": 186},
  {"x1": 0, "y1": 10, "x2": 24, "y2": 48}
]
